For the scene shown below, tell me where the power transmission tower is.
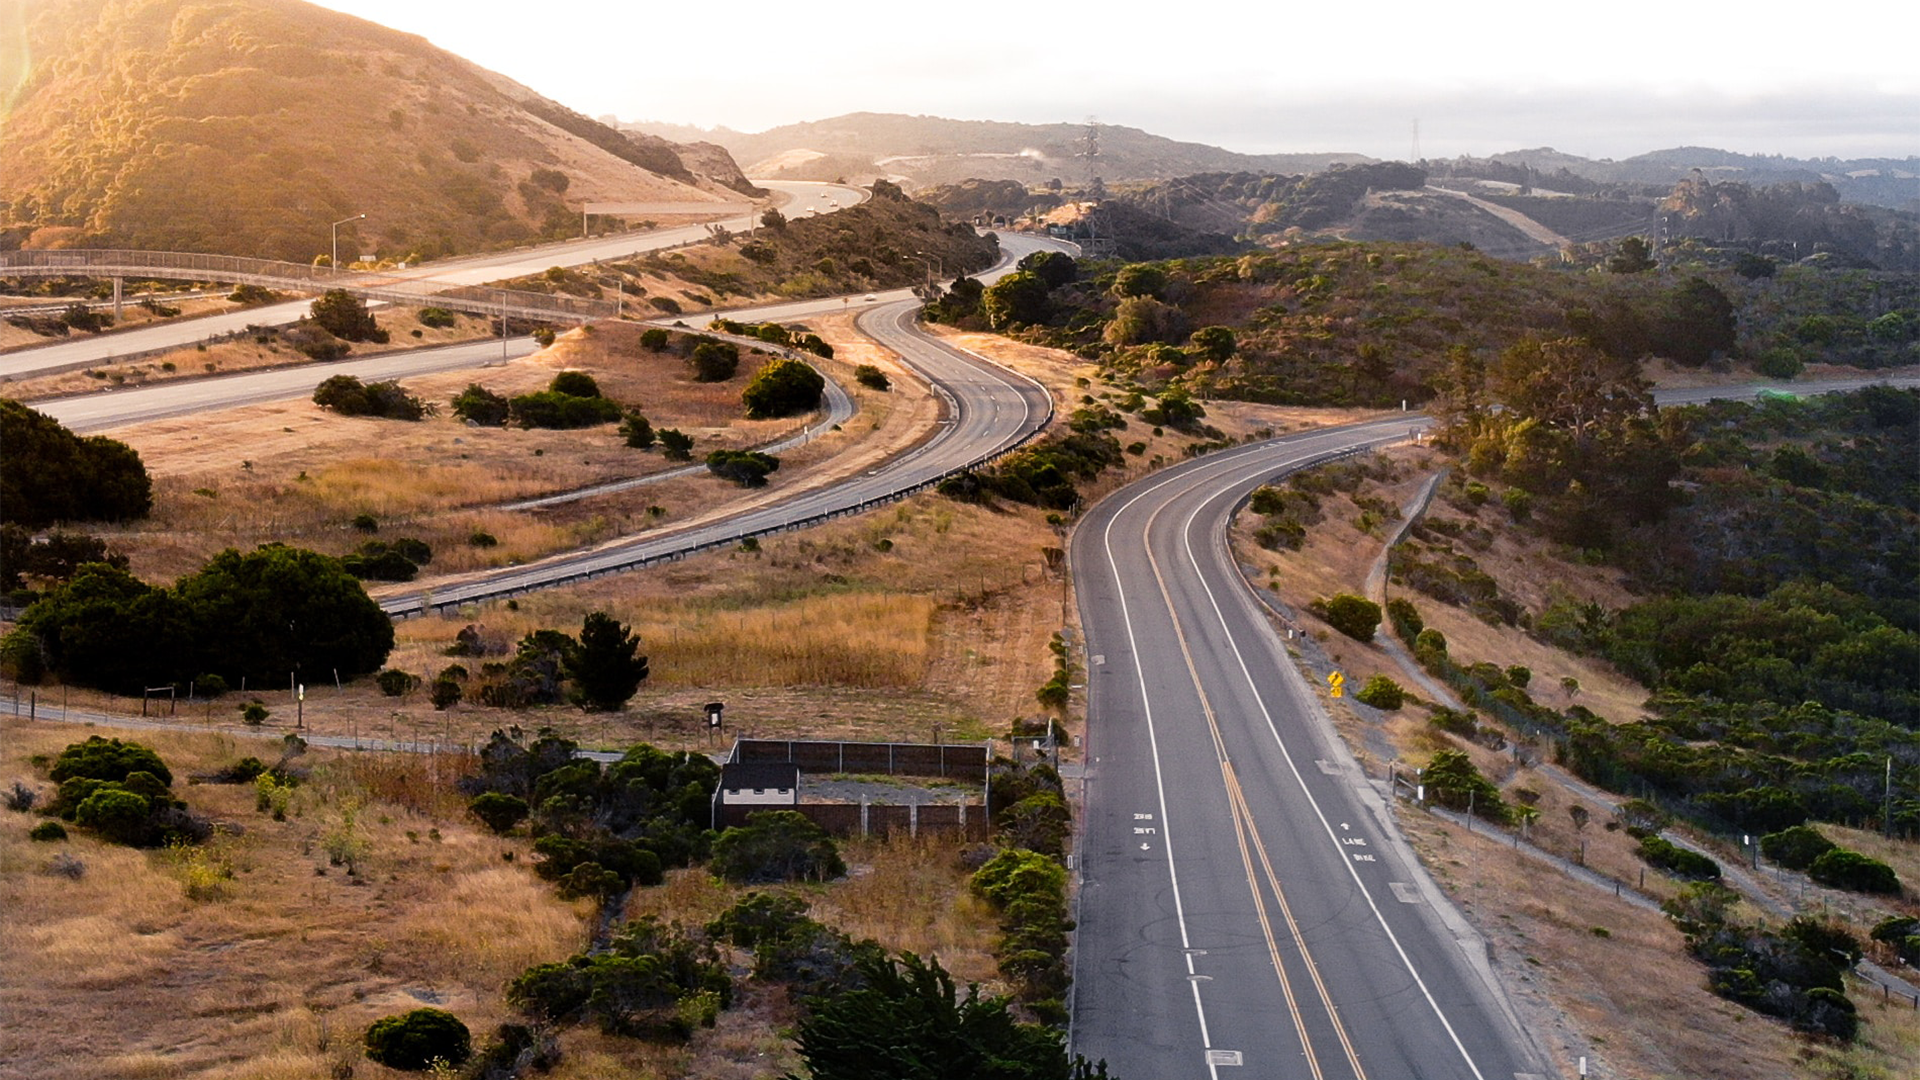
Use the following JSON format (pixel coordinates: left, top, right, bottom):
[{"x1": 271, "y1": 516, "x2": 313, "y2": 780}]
[
  {"x1": 1410, "y1": 119, "x2": 1421, "y2": 164},
  {"x1": 1081, "y1": 116, "x2": 1105, "y2": 200}
]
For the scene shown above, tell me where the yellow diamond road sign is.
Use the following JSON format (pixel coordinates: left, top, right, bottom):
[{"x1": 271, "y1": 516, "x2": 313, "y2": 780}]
[{"x1": 1327, "y1": 671, "x2": 1345, "y2": 687}]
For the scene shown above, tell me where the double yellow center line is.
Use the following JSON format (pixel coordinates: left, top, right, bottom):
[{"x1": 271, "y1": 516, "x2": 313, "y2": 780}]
[{"x1": 1148, "y1": 514, "x2": 1369, "y2": 1080}]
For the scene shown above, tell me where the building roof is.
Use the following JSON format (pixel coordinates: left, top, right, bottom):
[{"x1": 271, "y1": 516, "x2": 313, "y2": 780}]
[{"x1": 720, "y1": 761, "x2": 800, "y2": 791}]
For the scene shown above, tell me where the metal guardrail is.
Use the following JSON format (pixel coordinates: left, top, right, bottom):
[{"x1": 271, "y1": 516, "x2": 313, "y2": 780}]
[
  {"x1": 0, "y1": 249, "x2": 618, "y2": 323},
  {"x1": 385, "y1": 327, "x2": 1057, "y2": 620}
]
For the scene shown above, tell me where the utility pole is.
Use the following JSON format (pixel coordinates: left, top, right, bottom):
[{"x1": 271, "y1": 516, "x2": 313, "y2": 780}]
[{"x1": 1887, "y1": 756, "x2": 1895, "y2": 838}]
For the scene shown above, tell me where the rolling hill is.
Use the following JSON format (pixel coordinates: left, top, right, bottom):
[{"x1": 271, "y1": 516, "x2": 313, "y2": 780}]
[
  {"x1": 627, "y1": 112, "x2": 1369, "y2": 190},
  {"x1": 0, "y1": 0, "x2": 756, "y2": 261}
]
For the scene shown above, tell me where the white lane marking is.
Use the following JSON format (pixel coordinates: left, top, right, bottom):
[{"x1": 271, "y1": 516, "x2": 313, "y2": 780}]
[
  {"x1": 1077, "y1": 421, "x2": 1412, "y2": 1072},
  {"x1": 1101, "y1": 475, "x2": 1226, "y2": 1077},
  {"x1": 1207, "y1": 1050, "x2": 1244, "y2": 1066},
  {"x1": 1175, "y1": 466, "x2": 1495, "y2": 1080}
]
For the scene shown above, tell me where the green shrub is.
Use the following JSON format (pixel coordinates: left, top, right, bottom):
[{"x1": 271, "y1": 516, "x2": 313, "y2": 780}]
[
  {"x1": 1421, "y1": 749, "x2": 1510, "y2": 824},
  {"x1": 1313, "y1": 593, "x2": 1381, "y2": 642},
  {"x1": 1385, "y1": 597, "x2": 1423, "y2": 641},
  {"x1": 509, "y1": 390, "x2": 621, "y2": 429},
  {"x1": 450, "y1": 384, "x2": 510, "y2": 426},
  {"x1": 313, "y1": 376, "x2": 426, "y2": 420},
  {"x1": 376, "y1": 668, "x2": 418, "y2": 697},
  {"x1": 240, "y1": 701, "x2": 269, "y2": 725},
  {"x1": 1759, "y1": 825, "x2": 1835, "y2": 871},
  {"x1": 710, "y1": 810, "x2": 845, "y2": 884},
  {"x1": 705, "y1": 450, "x2": 780, "y2": 488},
  {"x1": 0, "y1": 400, "x2": 152, "y2": 527},
  {"x1": 621, "y1": 411, "x2": 655, "y2": 449},
  {"x1": 75, "y1": 787, "x2": 152, "y2": 845},
  {"x1": 1808, "y1": 849, "x2": 1901, "y2": 895},
  {"x1": 50, "y1": 736, "x2": 172, "y2": 787},
  {"x1": 639, "y1": 328, "x2": 669, "y2": 351},
  {"x1": 311, "y1": 290, "x2": 386, "y2": 343},
  {"x1": 1354, "y1": 674, "x2": 1406, "y2": 710},
  {"x1": 364, "y1": 1008, "x2": 472, "y2": 1071},
  {"x1": 688, "y1": 341, "x2": 740, "y2": 382},
  {"x1": 853, "y1": 364, "x2": 890, "y2": 391},
  {"x1": 549, "y1": 371, "x2": 602, "y2": 398},
  {"x1": 1412, "y1": 627, "x2": 1448, "y2": 664},
  {"x1": 417, "y1": 307, "x2": 457, "y2": 329},
  {"x1": 29, "y1": 820, "x2": 67, "y2": 842},
  {"x1": 430, "y1": 676, "x2": 463, "y2": 711},
  {"x1": 657, "y1": 429, "x2": 694, "y2": 461},
  {"x1": 741, "y1": 357, "x2": 826, "y2": 419},
  {"x1": 1637, "y1": 836, "x2": 1722, "y2": 880}
]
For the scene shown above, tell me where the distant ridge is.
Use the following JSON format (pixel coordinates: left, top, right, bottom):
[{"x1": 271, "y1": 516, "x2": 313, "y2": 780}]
[
  {"x1": 0, "y1": 0, "x2": 756, "y2": 260},
  {"x1": 624, "y1": 112, "x2": 1371, "y2": 189}
]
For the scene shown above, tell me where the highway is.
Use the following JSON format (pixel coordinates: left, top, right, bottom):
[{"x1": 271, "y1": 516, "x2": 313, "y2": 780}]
[
  {"x1": 375, "y1": 268, "x2": 1059, "y2": 617},
  {"x1": 1070, "y1": 418, "x2": 1543, "y2": 1080},
  {"x1": 0, "y1": 181, "x2": 860, "y2": 381}
]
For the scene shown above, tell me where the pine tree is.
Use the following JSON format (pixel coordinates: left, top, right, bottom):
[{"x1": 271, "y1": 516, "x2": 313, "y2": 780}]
[{"x1": 566, "y1": 612, "x2": 647, "y2": 712}]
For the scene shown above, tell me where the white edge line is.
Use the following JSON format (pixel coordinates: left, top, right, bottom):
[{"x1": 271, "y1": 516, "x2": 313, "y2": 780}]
[{"x1": 1175, "y1": 436, "x2": 1493, "y2": 1080}]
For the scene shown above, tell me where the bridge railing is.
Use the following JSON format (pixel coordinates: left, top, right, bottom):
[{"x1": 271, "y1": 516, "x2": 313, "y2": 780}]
[{"x1": 0, "y1": 249, "x2": 618, "y2": 322}]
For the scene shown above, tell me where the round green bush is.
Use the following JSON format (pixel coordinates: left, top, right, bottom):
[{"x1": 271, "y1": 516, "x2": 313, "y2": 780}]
[
  {"x1": 30, "y1": 820, "x2": 67, "y2": 842},
  {"x1": 75, "y1": 787, "x2": 151, "y2": 845},
  {"x1": 469, "y1": 792, "x2": 528, "y2": 835},
  {"x1": 364, "y1": 1008, "x2": 472, "y2": 1071},
  {"x1": 1354, "y1": 674, "x2": 1406, "y2": 710},
  {"x1": 548, "y1": 371, "x2": 601, "y2": 399},
  {"x1": 1808, "y1": 849, "x2": 1901, "y2": 895},
  {"x1": 1316, "y1": 593, "x2": 1381, "y2": 643},
  {"x1": 376, "y1": 668, "x2": 419, "y2": 697}
]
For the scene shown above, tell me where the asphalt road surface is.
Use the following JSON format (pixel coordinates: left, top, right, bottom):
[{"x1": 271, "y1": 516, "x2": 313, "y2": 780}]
[
  {"x1": 1070, "y1": 417, "x2": 1543, "y2": 1080},
  {"x1": 375, "y1": 236, "x2": 1070, "y2": 617},
  {"x1": 0, "y1": 181, "x2": 860, "y2": 381}
]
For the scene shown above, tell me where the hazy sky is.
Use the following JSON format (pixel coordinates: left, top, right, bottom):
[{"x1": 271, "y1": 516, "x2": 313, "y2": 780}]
[{"x1": 313, "y1": 0, "x2": 1917, "y2": 161}]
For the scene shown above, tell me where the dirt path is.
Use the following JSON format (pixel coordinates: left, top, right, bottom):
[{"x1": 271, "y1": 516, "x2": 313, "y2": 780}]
[{"x1": 1425, "y1": 185, "x2": 1570, "y2": 248}]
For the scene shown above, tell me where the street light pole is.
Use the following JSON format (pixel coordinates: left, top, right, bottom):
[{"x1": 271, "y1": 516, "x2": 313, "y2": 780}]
[
  {"x1": 913, "y1": 251, "x2": 943, "y2": 293},
  {"x1": 330, "y1": 214, "x2": 365, "y2": 271}
]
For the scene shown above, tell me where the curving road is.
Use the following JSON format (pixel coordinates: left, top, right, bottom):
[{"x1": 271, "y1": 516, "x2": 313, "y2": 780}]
[
  {"x1": 0, "y1": 181, "x2": 862, "y2": 381},
  {"x1": 375, "y1": 275, "x2": 1059, "y2": 618},
  {"x1": 1070, "y1": 417, "x2": 1544, "y2": 1080}
]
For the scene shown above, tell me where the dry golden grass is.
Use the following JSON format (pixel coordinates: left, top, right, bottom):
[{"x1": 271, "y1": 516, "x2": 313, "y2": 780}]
[
  {"x1": 87, "y1": 322, "x2": 847, "y2": 581},
  {"x1": 0, "y1": 718, "x2": 586, "y2": 1080},
  {"x1": 1399, "y1": 807, "x2": 1809, "y2": 1080},
  {"x1": 812, "y1": 833, "x2": 1000, "y2": 986}
]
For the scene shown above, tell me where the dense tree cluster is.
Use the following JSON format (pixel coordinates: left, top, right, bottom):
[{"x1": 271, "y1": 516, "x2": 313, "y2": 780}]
[
  {"x1": 0, "y1": 401, "x2": 152, "y2": 528},
  {"x1": 461, "y1": 730, "x2": 711, "y2": 896},
  {"x1": 3, "y1": 545, "x2": 393, "y2": 694}
]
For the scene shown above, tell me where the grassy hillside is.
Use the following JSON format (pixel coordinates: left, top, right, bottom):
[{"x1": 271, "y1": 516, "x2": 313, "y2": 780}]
[
  {"x1": 500, "y1": 185, "x2": 1001, "y2": 314},
  {"x1": 0, "y1": 0, "x2": 747, "y2": 260}
]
